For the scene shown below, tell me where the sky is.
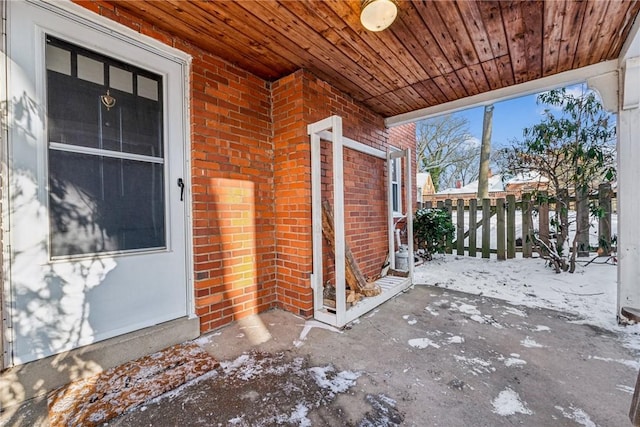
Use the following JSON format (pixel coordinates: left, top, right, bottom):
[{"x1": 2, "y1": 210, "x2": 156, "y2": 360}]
[
  {"x1": 452, "y1": 94, "x2": 543, "y2": 149},
  {"x1": 446, "y1": 83, "x2": 607, "y2": 150}
]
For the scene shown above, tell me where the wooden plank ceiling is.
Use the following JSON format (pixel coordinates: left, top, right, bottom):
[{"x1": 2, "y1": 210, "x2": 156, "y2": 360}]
[{"x1": 106, "y1": 0, "x2": 640, "y2": 118}]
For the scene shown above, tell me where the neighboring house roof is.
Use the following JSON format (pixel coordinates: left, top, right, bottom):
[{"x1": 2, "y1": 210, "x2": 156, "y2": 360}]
[
  {"x1": 416, "y1": 172, "x2": 435, "y2": 199},
  {"x1": 416, "y1": 172, "x2": 430, "y2": 190},
  {"x1": 436, "y1": 172, "x2": 551, "y2": 196},
  {"x1": 505, "y1": 172, "x2": 550, "y2": 185},
  {"x1": 437, "y1": 174, "x2": 505, "y2": 195}
]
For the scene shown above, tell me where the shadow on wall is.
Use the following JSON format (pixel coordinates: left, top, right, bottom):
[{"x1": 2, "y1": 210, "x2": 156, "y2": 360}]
[{"x1": 1, "y1": 85, "x2": 116, "y2": 416}]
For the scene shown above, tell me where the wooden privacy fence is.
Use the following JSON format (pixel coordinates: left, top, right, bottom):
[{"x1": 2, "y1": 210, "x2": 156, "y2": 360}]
[{"x1": 420, "y1": 183, "x2": 615, "y2": 260}]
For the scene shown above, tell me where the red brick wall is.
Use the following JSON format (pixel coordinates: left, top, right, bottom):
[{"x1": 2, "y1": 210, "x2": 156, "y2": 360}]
[
  {"x1": 189, "y1": 54, "x2": 276, "y2": 331},
  {"x1": 272, "y1": 72, "x2": 314, "y2": 317},
  {"x1": 73, "y1": 2, "x2": 417, "y2": 329},
  {"x1": 273, "y1": 71, "x2": 416, "y2": 307}
]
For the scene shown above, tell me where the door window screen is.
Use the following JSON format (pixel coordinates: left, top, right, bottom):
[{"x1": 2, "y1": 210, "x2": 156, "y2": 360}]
[{"x1": 46, "y1": 36, "x2": 165, "y2": 257}]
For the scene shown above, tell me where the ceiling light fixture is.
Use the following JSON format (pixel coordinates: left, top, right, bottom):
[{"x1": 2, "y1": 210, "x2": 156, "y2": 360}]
[{"x1": 360, "y1": 0, "x2": 398, "y2": 32}]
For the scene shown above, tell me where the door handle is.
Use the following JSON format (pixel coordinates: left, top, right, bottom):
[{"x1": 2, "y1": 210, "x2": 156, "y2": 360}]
[{"x1": 177, "y1": 178, "x2": 185, "y2": 201}]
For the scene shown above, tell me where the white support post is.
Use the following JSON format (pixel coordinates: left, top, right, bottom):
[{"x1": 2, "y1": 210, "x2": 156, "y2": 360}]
[
  {"x1": 618, "y1": 56, "x2": 640, "y2": 320},
  {"x1": 617, "y1": 107, "x2": 640, "y2": 318},
  {"x1": 404, "y1": 148, "x2": 414, "y2": 282},
  {"x1": 331, "y1": 116, "x2": 347, "y2": 327},
  {"x1": 387, "y1": 151, "x2": 395, "y2": 270},
  {"x1": 308, "y1": 115, "x2": 413, "y2": 327},
  {"x1": 309, "y1": 130, "x2": 323, "y2": 313}
]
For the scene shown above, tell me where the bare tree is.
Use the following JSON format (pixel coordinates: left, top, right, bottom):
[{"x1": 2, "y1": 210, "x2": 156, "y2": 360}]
[{"x1": 416, "y1": 114, "x2": 479, "y2": 191}]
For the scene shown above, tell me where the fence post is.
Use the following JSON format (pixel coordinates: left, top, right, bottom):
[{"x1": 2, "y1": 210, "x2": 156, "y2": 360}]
[
  {"x1": 538, "y1": 191, "x2": 549, "y2": 256},
  {"x1": 445, "y1": 199, "x2": 453, "y2": 254},
  {"x1": 496, "y1": 198, "x2": 506, "y2": 260},
  {"x1": 482, "y1": 198, "x2": 491, "y2": 259},
  {"x1": 507, "y1": 195, "x2": 516, "y2": 259},
  {"x1": 522, "y1": 193, "x2": 532, "y2": 258},
  {"x1": 457, "y1": 198, "x2": 465, "y2": 256},
  {"x1": 598, "y1": 182, "x2": 612, "y2": 256},
  {"x1": 469, "y1": 198, "x2": 477, "y2": 257},
  {"x1": 576, "y1": 186, "x2": 590, "y2": 257}
]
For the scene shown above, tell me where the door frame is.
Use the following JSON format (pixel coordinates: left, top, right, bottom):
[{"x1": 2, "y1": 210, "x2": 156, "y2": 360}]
[
  {"x1": 1, "y1": 0, "x2": 7, "y2": 371},
  {"x1": 1, "y1": 0, "x2": 195, "y2": 368}
]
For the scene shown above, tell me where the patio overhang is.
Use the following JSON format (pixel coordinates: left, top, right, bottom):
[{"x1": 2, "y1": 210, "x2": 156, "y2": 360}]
[{"x1": 99, "y1": 0, "x2": 640, "y2": 121}]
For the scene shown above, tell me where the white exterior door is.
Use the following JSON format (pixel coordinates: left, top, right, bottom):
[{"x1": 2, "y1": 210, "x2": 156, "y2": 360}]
[{"x1": 4, "y1": 1, "x2": 192, "y2": 365}]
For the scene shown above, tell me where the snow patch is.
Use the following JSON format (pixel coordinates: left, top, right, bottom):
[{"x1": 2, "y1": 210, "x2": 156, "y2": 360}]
[
  {"x1": 308, "y1": 366, "x2": 361, "y2": 396},
  {"x1": 469, "y1": 314, "x2": 504, "y2": 329},
  {"x1": 457, "y1": 303, "x2": 481, "y2": 316},
  {"x1": 520, "y1": 336, "x2": 544, "y2": 348},
  {"x1": 503, "y1": 306, "x2": 528, "y2": 317},
  {"x1": 555, "y1": 405, "x2": 596, "y2": 427},
  {"x1": 425, "y1": 306, "x2": 440, "y2": 316},
  {"x1": 505, "y1": 357, "x2": 527, "y2": 367},
  {"x1": 287, "y1": 403, "x2": 312, "y2": 427},
  {"x1": 492, "y1": 388, "x2": 532, "y2": 416},
  {"x1": 589, "y1": 355, "x2": 640, "y2": 370},
  {"x1": 616, "y1": 384, "x2": 634, "y2": 394},
  {"x1": 447, "y1": 336, "x2": 465, "y2": 344},
  {"x1": 408, "y1": 338, "x2": 441, "y2": 349},
  {"x1": 403, "y1": 315, "x2": 418, "y2": 325},
  {"x1": 228, "y1": 416, "x2": 245, "y2": 425},
  {"x1": 193, "y1": 331, "x2": 222, "y2": 346},
  {"x1": 470, "y1": 314, "x2": 486, "y2": 324},
  {"x1": 220, "y1": 354, "x2": 262, "y2": 380},
  {"x1": 534, "y1": 325, "x2": 551, "y2": 332},
  {"x1": 454, "y1": 355, "x2": 495, "y2": 375}
]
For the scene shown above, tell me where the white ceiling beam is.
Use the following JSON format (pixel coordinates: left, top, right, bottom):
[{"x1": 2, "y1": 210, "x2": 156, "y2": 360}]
[
  {"x1": 385, "y1": 60, "x2": 619, "y2": 127},
  {"x1": 619, "y1": 7, "x2": 640, "y2": 61},
  {"x1": 622, "y1": 57, "x2": 640, "y2": 110},
  {"x1": 586, "y1": 71, "x2": 619, "y2": 113}
]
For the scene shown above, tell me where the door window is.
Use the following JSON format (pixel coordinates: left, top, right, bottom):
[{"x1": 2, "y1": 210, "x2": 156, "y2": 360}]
[{"x1": 46, "y1": 36, "x2": 165, "y2": 258}]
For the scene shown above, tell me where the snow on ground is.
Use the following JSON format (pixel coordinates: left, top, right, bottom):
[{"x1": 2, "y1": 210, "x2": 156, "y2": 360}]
[
  {"x1": 143, "y1": 351, "x2": 369, "y2": 427},
  {"x1": 413, "y1": 254, "x2": 640, "y2": 351},
  {"x1": 491, "y1": 387, "x2": 533, "y2": 416},
  {"x1": 555, "y1": 405, "x2": 597, "y2": 427}
]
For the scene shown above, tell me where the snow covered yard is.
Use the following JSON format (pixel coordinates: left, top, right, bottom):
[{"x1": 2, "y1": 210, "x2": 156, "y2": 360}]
[{"x1": 413, "y1": 254, "x2": 640, "y2": 352}]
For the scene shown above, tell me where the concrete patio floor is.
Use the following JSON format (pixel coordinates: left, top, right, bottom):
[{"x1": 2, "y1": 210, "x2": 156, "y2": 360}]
[{"x1": 2, "y1": 285, "x2": 638, "y2": 426}]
